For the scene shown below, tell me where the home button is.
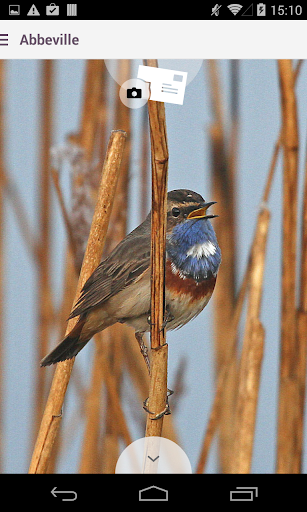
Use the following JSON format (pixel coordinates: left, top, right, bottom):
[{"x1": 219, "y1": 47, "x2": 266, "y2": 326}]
[{"x1": 139, "y1": 486, "x2": 168, "y2": 502}]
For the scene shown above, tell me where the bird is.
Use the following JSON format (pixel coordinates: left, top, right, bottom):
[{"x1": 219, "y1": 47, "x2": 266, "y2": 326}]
[{"x1": 41, "y1": 189, "x2": 221, "y2": 370}]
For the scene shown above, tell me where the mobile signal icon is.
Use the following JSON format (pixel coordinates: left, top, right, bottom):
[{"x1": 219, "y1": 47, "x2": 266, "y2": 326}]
[{"x1": 227, "y1": 3, "x2": 243, "y2": 14}]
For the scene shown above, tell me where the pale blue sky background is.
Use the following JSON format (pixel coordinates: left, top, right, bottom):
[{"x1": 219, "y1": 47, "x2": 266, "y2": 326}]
[{"x1": 3, "y1": 59, "x2": 307, "y2": 473}]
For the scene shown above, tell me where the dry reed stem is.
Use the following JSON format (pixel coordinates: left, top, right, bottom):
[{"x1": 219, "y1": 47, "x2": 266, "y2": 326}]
[
  {"x1": 294, "y1": 138, "x2": 307, "y2": 472},
  {"x1": 78, "y1": 60, "x2": 105, "y2": 161},
  {"x1": 243, "y1": 207, "x2": 271, "y2": 322},
  {"x1": 231, "y1": 206, "x2": 270, "y2": 473},
  {"x1": 232, "y1": 319, "x2": 264, "y2": 473},
  {"x1": 79, "y1": 327, "x2": 131, "y2": 473},
  {"x1": 78, "y1": 335, "x2": 105, "y2": 473},
  {"x1": 276, "y1": 60, "x2": 299, "y2": 474},
  {"x1": 44, "y1": 252, "x2": 78, "y2": 473},
  {"x1": 51, "y1": 167, "x2": 79, "y2": 266},
  {"x1": 101, "y1": 326, "x2": 130, "y2": 473},
  {"x1": 124, "y1": 330, "x2": 150, "y2": 401},
  {"x1": 296, "y1": 310, "x2": 307, "y2": 470},
  {"x1": 34, "y1": 61, "x2": 54, "y2": 439},
  {"x1": 196, "y1": 152, "x2": 279, "y2": 474},
  {"x1": 52, "y1": 62, "x2": 109, "y2": 472},
  {"x1": 113, "y1": 60, "x2": 131, "y2": 241},
  {"x1": 78, "y1": 61, "x2": 132, "y2": 473},
  {"x1": 140, "y1": 108, "x2": 150, "y2": 222},
  {"x1": 195, "y1": 209, "x2": 270, "y2": 474},
  {"x1": 29, "y1": 129, "x2": 127, "y2": 473},
  {"x1": 96, "y1": 63, "x2": 108, "y2": 166},
  {"x1": 196, "y1": 59, "x2": 303, "y2": 475},
  {"x1": 79, "y1": 63, "x2": 132, "y2": 472},
  {"x1": 207, "y1": 59, "x2": 238, "y2": 473},
  {"x1": 299, "y1": 141, "x2": 307, "y2": 314},
  {"x1": 123, "y1": 330, "x2": 179, "y2": 445},
  {"x1": 0, "y1": 167, "x2": 37, "y2": 258},
  {"x1": 69, "y1": 62, "x2": 108, "y2": 472},
  {"x1": 0, "y1": 60, "x2": 4, "y2": 472},
  {"x1": 143, "y1": 59, "x2": 169, "y2": 438},
  {"x1": 100, "y1": 342, "x2": 132, "y2": 447}
]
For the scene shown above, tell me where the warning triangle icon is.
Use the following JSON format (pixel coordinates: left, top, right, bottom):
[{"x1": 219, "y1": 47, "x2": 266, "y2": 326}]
[
  {"x1": 27, "y1": 4, "x2": 40, "y2": 16},
  {"x1": 242, "y1": 3, "x2": 253, "y2": 16}
]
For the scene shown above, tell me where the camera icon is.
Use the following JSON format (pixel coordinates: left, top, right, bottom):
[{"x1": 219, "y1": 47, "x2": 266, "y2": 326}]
[
  {"x1": 127, "y1": 87, "x2": 142, "y2": 99},
  {"x1": 120, "y1": 79, "x2": 149, "y2": 109}
]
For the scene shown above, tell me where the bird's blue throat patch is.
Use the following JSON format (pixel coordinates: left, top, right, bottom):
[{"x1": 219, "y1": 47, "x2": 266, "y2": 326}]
[{"x1": 166, "y1": 218, "x2": 221, "y2": 281}]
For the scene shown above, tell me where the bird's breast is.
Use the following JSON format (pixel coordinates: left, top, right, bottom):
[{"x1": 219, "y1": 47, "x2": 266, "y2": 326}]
[
  {"x1": 165, "y1": 258, "x2": 216, "y2": 330},
  {"x1": 165, "y1": 259, "x2": 216, "y2": 301}
]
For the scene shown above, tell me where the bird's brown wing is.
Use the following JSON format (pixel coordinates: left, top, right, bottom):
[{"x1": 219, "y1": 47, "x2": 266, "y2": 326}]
[{"x1": 69, "y1": 215, "x2": 151, "y2": 319}]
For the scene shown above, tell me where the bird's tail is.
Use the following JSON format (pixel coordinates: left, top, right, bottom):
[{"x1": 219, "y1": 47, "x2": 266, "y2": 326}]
[{"x1": 40, "y1": 318, "x2": 88, "y2": 366}]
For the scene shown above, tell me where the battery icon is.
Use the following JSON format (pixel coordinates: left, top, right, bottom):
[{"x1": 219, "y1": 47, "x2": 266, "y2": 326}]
[{"x1": 257, "y1": 3, "x2": 266, "y2": 15}]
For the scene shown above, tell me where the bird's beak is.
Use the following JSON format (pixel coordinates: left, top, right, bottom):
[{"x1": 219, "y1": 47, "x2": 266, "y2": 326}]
[{"x1": 187, "y1": 201, "x2": 218, "y2": 220}]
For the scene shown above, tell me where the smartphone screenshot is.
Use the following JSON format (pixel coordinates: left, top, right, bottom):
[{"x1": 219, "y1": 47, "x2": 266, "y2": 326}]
[{"x1": 1, "y1": 6, "x2": 307, "y2": 505}]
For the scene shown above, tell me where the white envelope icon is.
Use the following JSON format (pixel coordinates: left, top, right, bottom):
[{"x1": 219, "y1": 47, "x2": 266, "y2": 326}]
[{"x1": 137, "y1": 65, "x2": 188, "y2": 105}]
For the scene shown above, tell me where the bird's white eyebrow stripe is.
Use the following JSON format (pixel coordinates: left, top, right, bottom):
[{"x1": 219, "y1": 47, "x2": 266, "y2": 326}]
[{"x1": 186, "y1": 241, "x2": 216, "y2": 259}]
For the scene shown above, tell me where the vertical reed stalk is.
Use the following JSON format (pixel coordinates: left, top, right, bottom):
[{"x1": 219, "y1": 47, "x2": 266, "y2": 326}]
[
  {"x1": 140, "y1": 107, "x2": 150, "y2": 222},
  {"x1": 207, "y1": 59, "x2": 238, "y2": 473},
  {"x1": 0, "y1": 60, "x2": 4, "y2": 473},
  {"x1": 33, "y1": 61, "x2": 53, "y2": 441},
  {"x1": 276, "y1": 59, "x2": 299, "y2": 474},
  {"x1": 231, "y1": 207, "x2": 270, "y2": 473},
  {"x1": 143, "y1": 59, "x2": 169, "y2": 439},
  {"x1": 0, "y1": 166, "x2": 37, "y2": 259},
  {"x1": 29, "y1": 130, "x2": 127, "y2": 473},
  {"x1": 196, "y1": 125, "x2": 281, "y2": 474},
  {"x1": 295, "y1": 138, "x2": 307, "y2": 472},
  {"x1": 78, "y1": 333, "x2": 105, "y2": 473},
  {"x1": 79, "y1": 60, "x2": 131, "y2": 473},
  {"x1": 78, "y1": 60, "x2": 105, "y2": 161}
]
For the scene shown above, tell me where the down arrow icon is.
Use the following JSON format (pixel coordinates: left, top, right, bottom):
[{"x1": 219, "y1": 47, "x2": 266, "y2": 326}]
[{"x1": 148, "y1": 455, "x2": 159, "y2": 462}]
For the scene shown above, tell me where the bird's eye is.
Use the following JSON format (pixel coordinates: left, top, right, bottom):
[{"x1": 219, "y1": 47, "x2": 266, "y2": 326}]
[{"x1": 172, "y1": 207, "x2": 181, "y2": 217}]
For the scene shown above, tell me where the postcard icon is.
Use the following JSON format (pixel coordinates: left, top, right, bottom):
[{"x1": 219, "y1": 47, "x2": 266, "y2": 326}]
[{"x1": 137, "y1": 65, "x2": 188, "y2": 105}]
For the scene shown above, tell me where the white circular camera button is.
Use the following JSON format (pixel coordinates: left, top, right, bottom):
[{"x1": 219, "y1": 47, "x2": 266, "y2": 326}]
[{"x1": 119, "y1": 78, "x2": 149, "y2": 109}]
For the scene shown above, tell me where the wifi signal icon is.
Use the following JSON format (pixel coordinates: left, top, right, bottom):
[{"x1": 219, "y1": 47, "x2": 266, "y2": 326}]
[{"x1": 227, "y1": 3, "x2": 243, "y2": 14}]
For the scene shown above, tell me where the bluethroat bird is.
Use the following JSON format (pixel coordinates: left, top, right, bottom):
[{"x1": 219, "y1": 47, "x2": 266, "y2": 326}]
[{"x1": 41, "y1": 189, "x2": 221, "y2": 370}]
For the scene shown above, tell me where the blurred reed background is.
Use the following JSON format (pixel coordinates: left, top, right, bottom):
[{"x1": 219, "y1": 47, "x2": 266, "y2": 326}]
[{"x1": 0, "y1": 59, "x2": 307, "y2": 473}]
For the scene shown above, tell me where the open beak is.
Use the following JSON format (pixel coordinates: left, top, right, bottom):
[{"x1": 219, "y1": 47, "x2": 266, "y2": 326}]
[{"x1": 187, "y1": 201, "x2": 218, "y2": 220}]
